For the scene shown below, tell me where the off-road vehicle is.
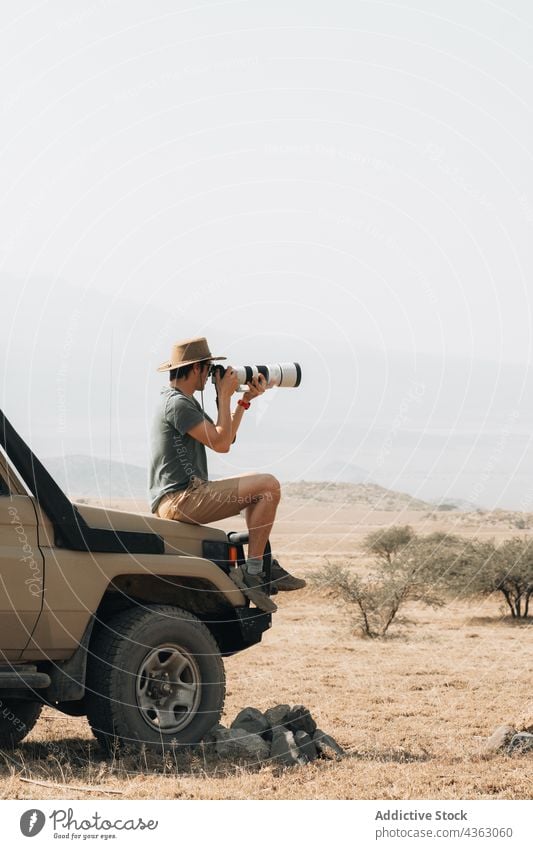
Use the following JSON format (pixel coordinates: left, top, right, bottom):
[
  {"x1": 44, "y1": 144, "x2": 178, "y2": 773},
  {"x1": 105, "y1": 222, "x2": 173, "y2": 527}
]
[{"x1": 0, "y1": 410, "x2": 274, "y2": 752}]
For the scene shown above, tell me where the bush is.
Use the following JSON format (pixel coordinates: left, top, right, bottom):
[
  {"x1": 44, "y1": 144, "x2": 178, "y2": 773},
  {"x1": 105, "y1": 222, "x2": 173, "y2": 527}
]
[
  {"x1": 464, "y1": 537, "x2": 533, "y2": 618},
  {"x1": 311, "y1": 558, "x2": 444, "y2": 638},
  {"x1": 363, "y1": 525, "x2": 415, "y2": 565},
  {"x1": 404, "y1": 533, "x2": 496, "y2": 595},
  {"x1": 382, "y1": 529, "x2": 533, "y2": 619},
  {"x1": 411, "y1": 533, "x2": 533, "y2": 619},
  {"x1": 313, "y1": 528, "x2": 533, "y2": 636}
]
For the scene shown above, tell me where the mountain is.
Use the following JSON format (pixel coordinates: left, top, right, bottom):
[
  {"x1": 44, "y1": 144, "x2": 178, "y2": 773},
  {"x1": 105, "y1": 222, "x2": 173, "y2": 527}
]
[
  {"x1": 43, "y1": 455, "x2": 148, "y2": 501},
  {"x1": 281, "y1": 481, "x2": 432, "y2": 510},
  {"x1": 430, "y1": 497, "x2": 480, "y2": 513},
  {"x1": 43, "y1": 454, "x2": 434, "y2": 511}
]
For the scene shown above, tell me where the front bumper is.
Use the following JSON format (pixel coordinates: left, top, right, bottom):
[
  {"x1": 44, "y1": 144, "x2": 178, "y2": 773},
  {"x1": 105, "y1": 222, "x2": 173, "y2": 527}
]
[{"x1": 202, "y1": 606, "x2": 272, "y2": 657}]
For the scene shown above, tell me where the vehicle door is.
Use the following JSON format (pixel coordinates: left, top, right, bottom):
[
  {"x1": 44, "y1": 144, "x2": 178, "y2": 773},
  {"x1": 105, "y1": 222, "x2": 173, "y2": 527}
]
[{"x1": 0, "y1": 467, "x2": 44, "y2": 660}]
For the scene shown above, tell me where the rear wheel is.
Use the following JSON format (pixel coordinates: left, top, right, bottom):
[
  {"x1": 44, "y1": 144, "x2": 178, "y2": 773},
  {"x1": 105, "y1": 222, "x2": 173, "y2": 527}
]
[
  {"x1": 0, "y1": 699, "x2": 42, "y2": 747},
  {"x1": 85, "y1": 605, "x2": 225, "y2": 753}
]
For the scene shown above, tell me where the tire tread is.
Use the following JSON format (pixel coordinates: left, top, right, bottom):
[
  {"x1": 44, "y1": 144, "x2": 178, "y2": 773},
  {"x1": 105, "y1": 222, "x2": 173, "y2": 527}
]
[{"x1": 0, "y1": 700, "x2": 42, "y2": 747}]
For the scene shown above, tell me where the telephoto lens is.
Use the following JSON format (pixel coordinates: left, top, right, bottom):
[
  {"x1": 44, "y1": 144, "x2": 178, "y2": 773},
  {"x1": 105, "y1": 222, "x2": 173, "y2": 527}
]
[
  {"x1": 210, "y1": 363, "x2": 302, "y2": 389},
  {"x1": 235, "y1": 363, "x2": 301, "y2": 388}
]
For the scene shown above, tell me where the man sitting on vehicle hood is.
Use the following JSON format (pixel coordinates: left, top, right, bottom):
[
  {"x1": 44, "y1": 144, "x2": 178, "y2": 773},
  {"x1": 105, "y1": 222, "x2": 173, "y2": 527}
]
[{"x1": 149, "y1": 336, "x2": 306, "y2": 613}]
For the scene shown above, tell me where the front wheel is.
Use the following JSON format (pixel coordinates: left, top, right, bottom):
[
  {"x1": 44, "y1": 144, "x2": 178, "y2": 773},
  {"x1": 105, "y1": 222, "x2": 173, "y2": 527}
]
[{"x1": 85, "y1": 605, "x2": 225, "y2": 753}]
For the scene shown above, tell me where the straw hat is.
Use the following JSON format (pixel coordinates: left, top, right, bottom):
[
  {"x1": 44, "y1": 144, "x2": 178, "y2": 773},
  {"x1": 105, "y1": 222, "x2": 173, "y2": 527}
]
[{"x1": 156, "y1": 337, "x2": 226, "y2": 372}]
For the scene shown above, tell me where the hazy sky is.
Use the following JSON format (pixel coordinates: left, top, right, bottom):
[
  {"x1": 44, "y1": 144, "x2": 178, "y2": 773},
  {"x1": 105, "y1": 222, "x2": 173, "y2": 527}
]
[{"x1": 1, "y1": 1, "x2": 532, "y2": 508}]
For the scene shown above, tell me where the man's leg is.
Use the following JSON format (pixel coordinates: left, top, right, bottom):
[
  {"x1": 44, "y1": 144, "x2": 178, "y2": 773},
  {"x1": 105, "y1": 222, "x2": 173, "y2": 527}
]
[
  {"x1": 156, "y1": 476, "x2": 278, "y2": 613},
  {"x1": 237, "y1": 473, "x2": 281, "y2": 560},
  {"x1": 239, "y1": 474, "x2": 306, "y2": 591}
]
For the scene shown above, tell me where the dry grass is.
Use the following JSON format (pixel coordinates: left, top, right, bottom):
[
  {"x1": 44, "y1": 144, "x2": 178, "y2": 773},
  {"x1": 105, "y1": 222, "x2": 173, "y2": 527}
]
[{"x1": 1, "y1": 505, "x2": 531, "y2": 800}]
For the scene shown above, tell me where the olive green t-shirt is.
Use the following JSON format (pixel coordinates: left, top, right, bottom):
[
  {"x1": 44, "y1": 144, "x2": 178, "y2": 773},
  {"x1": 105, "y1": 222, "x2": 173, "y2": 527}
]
[{"x1": 149, "y1": 387, "x2": 214, "y2": 513}]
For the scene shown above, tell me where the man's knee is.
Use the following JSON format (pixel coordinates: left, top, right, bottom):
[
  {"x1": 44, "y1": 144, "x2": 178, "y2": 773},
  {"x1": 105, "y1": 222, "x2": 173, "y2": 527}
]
[
  {"x1": 239, "y1": 473, "x2": 281, "y2": 504},
  {"x1": 264, "y1": 474, "x2": 281, "y2": 504},
  {"x1": 254, "y1": 473, "x2": 281, "y2": 500}
]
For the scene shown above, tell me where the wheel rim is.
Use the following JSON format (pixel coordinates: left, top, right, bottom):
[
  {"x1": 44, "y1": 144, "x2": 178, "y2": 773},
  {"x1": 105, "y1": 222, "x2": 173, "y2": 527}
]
[{"x1": 135, "y1": 644, "x2": 202, "y2": 734}]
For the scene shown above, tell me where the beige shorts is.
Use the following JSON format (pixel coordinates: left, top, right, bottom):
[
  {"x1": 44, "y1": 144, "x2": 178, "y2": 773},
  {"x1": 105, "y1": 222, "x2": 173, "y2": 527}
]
[{"x1": 155, "y1": 475, "x2": 245, "y2": 524}]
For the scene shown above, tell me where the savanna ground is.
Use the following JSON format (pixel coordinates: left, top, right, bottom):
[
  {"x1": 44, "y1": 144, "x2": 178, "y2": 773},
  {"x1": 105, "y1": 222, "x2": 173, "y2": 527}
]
[{"x1": 2, "y1": 497, "x2": 532, "y2": 800}]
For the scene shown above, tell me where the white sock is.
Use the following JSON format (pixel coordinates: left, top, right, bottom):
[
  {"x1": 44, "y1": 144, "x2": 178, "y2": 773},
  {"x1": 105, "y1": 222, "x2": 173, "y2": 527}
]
[{"x1": 245, "y1": 557, "x2": 263, "y2": 576}]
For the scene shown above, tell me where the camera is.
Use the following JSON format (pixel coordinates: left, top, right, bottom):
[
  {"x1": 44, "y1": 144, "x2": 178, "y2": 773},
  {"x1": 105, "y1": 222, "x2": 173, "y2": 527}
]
[{"x1": 209, "y1": 362, "x2": 301, "y2": 389}]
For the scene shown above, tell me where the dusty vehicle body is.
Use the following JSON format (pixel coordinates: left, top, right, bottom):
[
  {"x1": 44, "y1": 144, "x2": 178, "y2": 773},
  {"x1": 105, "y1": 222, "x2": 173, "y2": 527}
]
[{"x1": 0, "y1": 410, "x2": 272, "y2": 751}]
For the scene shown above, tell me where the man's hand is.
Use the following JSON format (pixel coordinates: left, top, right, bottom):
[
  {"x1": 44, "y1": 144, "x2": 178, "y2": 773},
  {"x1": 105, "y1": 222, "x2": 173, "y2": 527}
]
[
  {"x1": 243, "y1": 373, "x2": 267, "y2": 403},
  {"x1": 215, "y1": 366, "x2": 240, "y2": 400}
]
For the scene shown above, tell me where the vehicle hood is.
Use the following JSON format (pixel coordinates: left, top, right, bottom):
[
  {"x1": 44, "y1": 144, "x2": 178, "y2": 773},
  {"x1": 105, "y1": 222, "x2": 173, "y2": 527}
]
[{"x1": 73, "y1": 502, "x2": 228, "y2": 552}]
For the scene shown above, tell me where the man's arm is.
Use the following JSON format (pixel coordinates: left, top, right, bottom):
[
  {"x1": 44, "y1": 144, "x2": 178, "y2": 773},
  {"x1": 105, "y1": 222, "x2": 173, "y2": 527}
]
[
  {"x1": 229, "y1": 374, "x2": 268, "y2": 441},
  {"x1": 230, "y1": 402, "x2": 245, "y2": 442},
  {"x1": 187, "y1": 368, "x2": 239, "y2": 452},
  {"x1": 187, "y1": 394, "x2": 233, "y2": 452},
  {"x1": 189, "y1": 371, "x2": 267, "y2": 451}
]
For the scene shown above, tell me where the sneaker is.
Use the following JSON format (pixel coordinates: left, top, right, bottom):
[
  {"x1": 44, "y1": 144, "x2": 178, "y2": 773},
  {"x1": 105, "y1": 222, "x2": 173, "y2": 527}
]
[
  {"x1": 229, "y1": 566, "x2": 277, "y2": 613},
  {"x1": 270, "y1": 559, "x2": 307, "y2": 591}
]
